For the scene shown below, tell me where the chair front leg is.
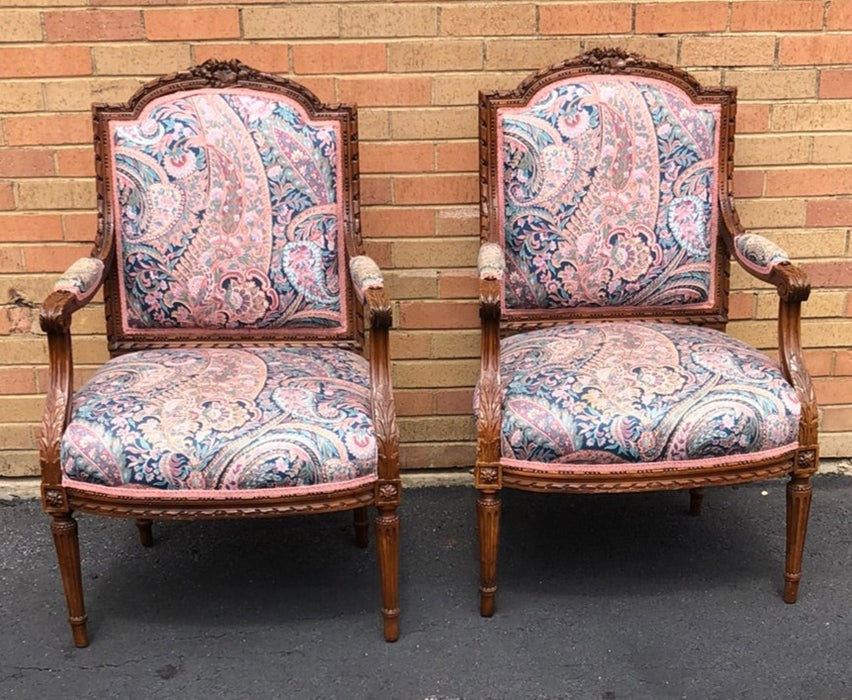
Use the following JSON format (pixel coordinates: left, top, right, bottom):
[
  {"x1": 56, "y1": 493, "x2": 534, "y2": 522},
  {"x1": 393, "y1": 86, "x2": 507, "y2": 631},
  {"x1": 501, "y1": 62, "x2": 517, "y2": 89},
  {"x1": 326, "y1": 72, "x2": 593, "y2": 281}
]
[
  {"x1": 375, "y1": 499, "x2": 400, "y2": 642},
  {"x1": 476, "y1": 475, "x2": 501, "y2": 617},
  {"x1": 784, "y1": 472, "x2": 813, "y2": 603},
  {"x1": 51, "y1": 514, "x2": 88, "y2": 647}
]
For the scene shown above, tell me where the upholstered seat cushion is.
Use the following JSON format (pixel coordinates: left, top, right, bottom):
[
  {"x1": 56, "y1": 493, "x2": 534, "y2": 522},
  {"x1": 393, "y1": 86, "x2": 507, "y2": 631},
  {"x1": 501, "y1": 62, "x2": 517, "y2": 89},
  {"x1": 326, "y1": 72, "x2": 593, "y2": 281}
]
[
  {"x1": 61, "y1": 347, "x2": 377, "y2": 492},
  {"x1": 495, "y1": 323, "x2": 800, "y2": 470}
]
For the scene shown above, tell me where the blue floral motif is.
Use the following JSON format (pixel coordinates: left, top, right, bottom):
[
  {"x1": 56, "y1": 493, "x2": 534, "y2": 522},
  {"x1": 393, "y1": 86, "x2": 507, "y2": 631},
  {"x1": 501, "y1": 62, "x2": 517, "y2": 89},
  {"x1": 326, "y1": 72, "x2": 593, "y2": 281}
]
[
  {"x1": 493, "y1": 323, "x2": 800, "y2": 465},
  {"x1": 61, "y1": 347, "x2": 376, "y2": 490},
  {"x1": 111, "y1": 91, "x2": 343, "y2": 331},
  {"x1": 498, "y1": 76, "x2": 719, "y2": 310}
]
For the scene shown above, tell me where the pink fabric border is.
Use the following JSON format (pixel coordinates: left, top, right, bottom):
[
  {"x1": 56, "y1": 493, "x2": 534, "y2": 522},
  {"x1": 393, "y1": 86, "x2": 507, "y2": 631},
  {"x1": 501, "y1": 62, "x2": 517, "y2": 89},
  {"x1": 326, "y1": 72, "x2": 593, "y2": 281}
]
[
  {"x1": 62, "y1": 473, "x2": 377, "y2": 501},
  {"x1": 502, "y1": 442, "x2": 797, "y2": 476},
  {"x1": 109, "y1": 87, "x2": 349, "y2": 339},
  {"x1": 494, "y1": 73, "x2": 722, "y2": 316}
]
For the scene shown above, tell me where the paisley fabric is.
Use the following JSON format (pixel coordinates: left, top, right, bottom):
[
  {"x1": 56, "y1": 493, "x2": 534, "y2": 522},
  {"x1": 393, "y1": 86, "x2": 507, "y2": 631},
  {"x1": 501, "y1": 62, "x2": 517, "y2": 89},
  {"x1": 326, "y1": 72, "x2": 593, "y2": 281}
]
[
  {"x1": 494, "y1": 323, "x2": 800, "y2": 466},
  {"x1": 735, "y1": 233, "x2": 790, "y2": 275},
  {"x1": 349, "y1": 255, "x2": 384, "y2": 301},
  {"x1": 497, "y1": 75, "x2": 720, "y2": 312},
  {"x1": 478, "y1": 242, "x2": 505, "y2": 280},
  {"x1": 109, "y1": 89, "x2": 345, "y2": 333},
  {"x1": 61, "y1": 347, "x2": 377, "y2": 491},
  {"x1": 54, "y1": 257, "x2": 104, "y2": 300}
]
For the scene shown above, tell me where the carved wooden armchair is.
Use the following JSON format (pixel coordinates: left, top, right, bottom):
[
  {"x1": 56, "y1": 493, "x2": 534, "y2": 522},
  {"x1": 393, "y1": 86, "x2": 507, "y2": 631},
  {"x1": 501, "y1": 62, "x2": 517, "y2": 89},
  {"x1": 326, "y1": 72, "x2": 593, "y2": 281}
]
[
  {"x1": 475, "y1": 49, "x2": 818, "y2": 615},
  {"x1": 39, "y1": 61, "x2": 400, "y2": 645}
]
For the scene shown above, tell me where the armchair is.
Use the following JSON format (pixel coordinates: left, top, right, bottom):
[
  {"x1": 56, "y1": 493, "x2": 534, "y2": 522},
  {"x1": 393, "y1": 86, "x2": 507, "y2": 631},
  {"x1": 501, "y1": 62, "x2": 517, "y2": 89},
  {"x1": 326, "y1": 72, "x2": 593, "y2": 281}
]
[
  {"x1": 39, "y1": 60, "x2": 401, "y2": 645},
  {"x1": 475, "y1": 49, "x2": 818, "y2": 615}
]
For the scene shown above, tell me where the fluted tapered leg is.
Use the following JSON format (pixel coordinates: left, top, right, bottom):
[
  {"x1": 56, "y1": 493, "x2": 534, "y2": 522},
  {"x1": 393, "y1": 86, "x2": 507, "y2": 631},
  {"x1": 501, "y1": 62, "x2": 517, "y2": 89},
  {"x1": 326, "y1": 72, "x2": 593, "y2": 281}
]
[
  {"x1": 477, "y1": 491, "x2": 501, "y2": 617},
  {"x1": 784, "y1": 474, "x2": 813, "y2": 603},
  {"x1": 51, "y1": 515, "x2": 88, "y2": 648},
  {"x1": 353, "y1": 506, "x2": 369, "y2": 549},
  {"x1": 375, "y1": 506, "x2": 399, "y2": 641},
  {"x1": 135, "y1": 519, "x2": 153, "y2": 547},
  {"x1": 689, "y1": 488, "x2": 704, "y2": 517}
]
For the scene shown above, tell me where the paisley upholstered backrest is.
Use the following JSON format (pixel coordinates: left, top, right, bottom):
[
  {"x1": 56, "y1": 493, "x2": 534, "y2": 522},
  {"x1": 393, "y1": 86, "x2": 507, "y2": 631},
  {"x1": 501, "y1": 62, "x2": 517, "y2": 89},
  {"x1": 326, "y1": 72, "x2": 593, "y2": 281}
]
[
  {"x1": 493, "y1": 71, "x2": 723, "y2": 315},
  {"x1": 100, "y1": 78, "x2": 355, "y2": 342}
]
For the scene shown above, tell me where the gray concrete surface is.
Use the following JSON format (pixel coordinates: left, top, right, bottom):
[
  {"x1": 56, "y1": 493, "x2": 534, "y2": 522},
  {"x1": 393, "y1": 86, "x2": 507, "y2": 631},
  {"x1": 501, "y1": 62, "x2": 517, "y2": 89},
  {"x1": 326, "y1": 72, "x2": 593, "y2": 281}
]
[{"x1": 1, "y1": 475, "x2": 851, "y2": 699}]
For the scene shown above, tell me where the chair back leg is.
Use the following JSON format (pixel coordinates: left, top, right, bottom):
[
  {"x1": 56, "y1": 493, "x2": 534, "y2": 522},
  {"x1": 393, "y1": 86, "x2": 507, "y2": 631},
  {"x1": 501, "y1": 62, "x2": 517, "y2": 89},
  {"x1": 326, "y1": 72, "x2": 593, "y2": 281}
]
[
  {"x1": 135, "y1": 519, "x2": 154, "y2": 547},
  {"x1": 353, "y1": 506, "x2": 369, "y2": 548}
]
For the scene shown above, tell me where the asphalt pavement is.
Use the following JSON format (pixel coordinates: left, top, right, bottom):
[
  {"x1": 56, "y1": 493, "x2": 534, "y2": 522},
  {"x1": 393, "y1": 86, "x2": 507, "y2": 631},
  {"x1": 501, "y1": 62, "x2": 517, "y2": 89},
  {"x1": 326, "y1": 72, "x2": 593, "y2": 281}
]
[{"x1": 1, "y1": 475, "x2": 851, "y2": 699}]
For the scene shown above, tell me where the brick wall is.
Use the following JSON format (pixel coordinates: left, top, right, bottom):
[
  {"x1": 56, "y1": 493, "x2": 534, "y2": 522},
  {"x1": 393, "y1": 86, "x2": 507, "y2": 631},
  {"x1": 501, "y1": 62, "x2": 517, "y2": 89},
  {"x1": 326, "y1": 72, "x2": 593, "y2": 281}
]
[{"x1": 1, "y1": 1, "x2": 851, "y2": 478}]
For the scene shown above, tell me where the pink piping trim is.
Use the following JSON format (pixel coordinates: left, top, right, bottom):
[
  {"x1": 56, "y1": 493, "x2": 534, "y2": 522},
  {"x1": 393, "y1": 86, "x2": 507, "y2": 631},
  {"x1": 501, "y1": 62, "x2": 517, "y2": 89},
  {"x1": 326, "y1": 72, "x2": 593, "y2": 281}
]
[
  {"x1": 109, "y1": 87, "x2": 349, "y2": 338},
  {"x1": 501, "y1": 442, "x2": 797, "y2": 475},
  {"x1": 494, "y1": 74, "x2": 722, "y2": 315},
  {"x1": 62, "y1": 473, "x2": 377, "y2": 500}
]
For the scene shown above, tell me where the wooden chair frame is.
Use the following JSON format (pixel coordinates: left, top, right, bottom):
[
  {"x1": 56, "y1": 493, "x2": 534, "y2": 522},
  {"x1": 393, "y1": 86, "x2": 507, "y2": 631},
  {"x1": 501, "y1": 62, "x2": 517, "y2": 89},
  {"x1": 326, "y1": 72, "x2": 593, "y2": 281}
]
[
  {"x1": 39, "y1": 60, "x2": 401, "y2": 645},
  {"x1": 475, "y1": 48, "x2": 819, "y2": 616}
]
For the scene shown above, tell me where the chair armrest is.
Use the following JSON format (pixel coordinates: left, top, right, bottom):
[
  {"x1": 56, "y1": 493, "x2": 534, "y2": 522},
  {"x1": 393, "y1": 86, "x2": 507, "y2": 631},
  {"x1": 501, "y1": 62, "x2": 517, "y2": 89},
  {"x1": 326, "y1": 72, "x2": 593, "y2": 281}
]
[
  {"x1": 478, "y1": 242, "x2": 505, "y2": 281},
  {"x1": 349, "y1": 256, "x2": 398, "y2": 484},
  {"x1": 734, "y1": 233, "x2": 791, "y2": 276},
  {"x1": 38, "y1": 258, "x2": 104, "y2": 496}
]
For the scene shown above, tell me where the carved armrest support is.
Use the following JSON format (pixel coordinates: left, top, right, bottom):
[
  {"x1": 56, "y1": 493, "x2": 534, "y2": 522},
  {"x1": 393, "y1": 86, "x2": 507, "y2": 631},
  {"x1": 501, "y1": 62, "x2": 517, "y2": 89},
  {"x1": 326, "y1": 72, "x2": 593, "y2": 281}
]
[{"x1": 477, "y1": 246, "x2": 503, "y2": 472}]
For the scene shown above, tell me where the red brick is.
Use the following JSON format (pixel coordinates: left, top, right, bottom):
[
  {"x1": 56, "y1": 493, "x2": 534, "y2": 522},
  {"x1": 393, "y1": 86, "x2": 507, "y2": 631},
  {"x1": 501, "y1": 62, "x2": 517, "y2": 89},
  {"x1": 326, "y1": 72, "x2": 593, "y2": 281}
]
[
  {"x1": 737, "y1": 104, "x2": 771, "y2": 133},
  {"x1": 360, "y1": 207, "x2": 436, "y2": 237},
  {"x1": 438, "y1": 270, "x2": 478, "y2": 299},
  {"x1": 44, "y1": 10, "x2": 143, "y2": 42},
  {"x1": 828, "y1": 0, "x2": 852, "y2": 28},
  {"x1": 361, "y1": 177, "x2": 393, "y2": 205},
  {"x1": 398, "y1": 300, "x2": 479, "y2": 329},
  {"x1": 780, "y1": 36, "x2": 852, "y2": 65},
  {"x1": 0, "y1": 183, "x2": 14, "y2": 211},
  {"x1": 806, "y1": 199, "x2": 852, "y2": 227},
  {"x1": 0, "y1": 214, "x2": 63, "y2": 242},
  {"x1": 394, "y1": 174, "x2": 478, "y2": 205},
  {"x1": 0, "y1": 367, "x2": 38, "y2": 395},
  {"x1": 0, "y1": 149, "x2": 54, "y2": 177},
  {"x1": 394, "y1": 390, "x2": 434, "y2": 416},
  {"x1": 800, "y1": 260, "x2": 852, "y2": 287},
  {"x1": 436, "y1": 141, "x2": 478, "y2": 172},
  {"x1": 803, "y1": 349, "x2": 834, "y2": 376},
  {"x1": 56, "y1": 148, "x2": 95, "y2": 177},
  {"x1": 540, "y1": 3, "x2": 631, "y2": 35},
  {"x1": 63, "y1": 212, "x2": 98, "y2": 242},
  {"x1": 4, "y1": 114, "x2": 92, "y2": 146},
  {"x1": 822, "y1": 406, "x2": 852, "y2": 431},
  {"x1": 767, "y1": 168, "x2": 852, "y2": 197},
  {"x1": 360, "y1": 142, "x2": 434, "y2": 174},
  {"x1": 144, "y1": 8, "x2": 239, "y2": 41},
  {"x1": 338, "y1": 76, "x2": 431, "y2": 107},
  {"x1": 21, "y1": 244, "x2": 92, "y2": 273},
  {"x1": 731, "y1": 2, "x2": 823, "y2": 31},
  {"x1": 836, "y1": 350, "x2": 852, "y2": 376},
  {"x1": 819, "y1": 70, "x2": 852, "y2": 99},
  {"x1": 636, "y1": 2, "x2": 728, "y2": 33},
  {"x1": 293, "y1": 43, "x2": 386, "y2": 75},
  {"x1": 813, "y1": 377, "x2": 852, "y2": 405},
  {"x1": 193, "y1": 44, "x2": 290, "y2": 74},
  {"x1": 733, "y1": 170, "x2": 764, "y2": 197},
  {"x1": 435, "y1": 387, "x2": 474, "y2": 415},
  {"x1": 0, "y1": 46, "x2": 91, "y2": 78},
  {"x1": 728, "y1": 291, "x2": 756, "y2": 320}
]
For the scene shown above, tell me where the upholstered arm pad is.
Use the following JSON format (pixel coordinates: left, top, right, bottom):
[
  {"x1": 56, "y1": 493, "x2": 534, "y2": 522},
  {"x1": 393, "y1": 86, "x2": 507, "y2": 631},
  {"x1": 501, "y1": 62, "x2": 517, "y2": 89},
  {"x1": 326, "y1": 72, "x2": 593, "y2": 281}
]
[
  {"x1": 478, "y1": 242, "x2": 505, "y2": 281},
  {"x1": 349, "y1": 255, "x2": 384, "y2": 301},
  {"x1": 53, "y1": 257, "x2": 104, "y2": 301},
  {"x1": 734, "y1": 233, "x2": 791, "y2": 276}
]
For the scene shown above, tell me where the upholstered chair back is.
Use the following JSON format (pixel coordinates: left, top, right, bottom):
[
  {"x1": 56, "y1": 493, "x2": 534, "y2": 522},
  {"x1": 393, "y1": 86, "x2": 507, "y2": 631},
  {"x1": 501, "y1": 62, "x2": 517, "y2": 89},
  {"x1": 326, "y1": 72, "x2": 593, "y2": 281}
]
[
  {"x1": 491, "y1": 73, "x2": 725, "y2": 317},
  {"x1": 97, "y1": 77, "x2": 358, "y2": 346}
]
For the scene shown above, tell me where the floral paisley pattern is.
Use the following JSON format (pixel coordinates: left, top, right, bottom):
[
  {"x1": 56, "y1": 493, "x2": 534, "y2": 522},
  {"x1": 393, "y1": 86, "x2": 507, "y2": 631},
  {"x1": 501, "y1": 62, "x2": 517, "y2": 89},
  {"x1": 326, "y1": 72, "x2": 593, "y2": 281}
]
[
  {"x1": 61, "y1": 347, "x2": 377, "y2": 490},
  {"x1": 735, "y1": 233, "x2": 790, "y2": 275},
  {"x1": 110, "y1": 89, "x2": 345, "y2": 332},
  {"x1": 498, "y1": 75, "x2": 720, "y2": 311},
  {"x1": 494, "y1": 323, "x2": 800, "y2": 466}
]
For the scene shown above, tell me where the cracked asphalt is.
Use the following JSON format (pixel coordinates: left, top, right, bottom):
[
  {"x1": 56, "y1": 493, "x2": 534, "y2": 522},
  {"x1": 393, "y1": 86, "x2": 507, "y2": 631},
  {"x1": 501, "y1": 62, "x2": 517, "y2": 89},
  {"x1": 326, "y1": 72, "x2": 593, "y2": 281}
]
[{"x1": 1, "y1": 476, "x2": 851, "y2": 699}]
